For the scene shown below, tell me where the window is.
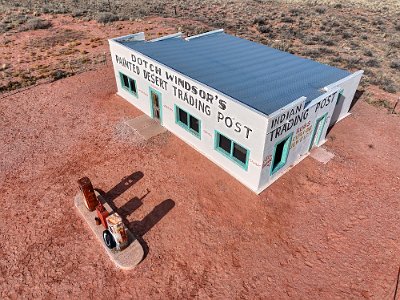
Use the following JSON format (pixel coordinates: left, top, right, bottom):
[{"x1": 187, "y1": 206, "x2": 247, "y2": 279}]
[
  {"x1": 175, "y1": 105, "x2": 201, "y2": 138},
  {"x1": 270, "y1": 133, "x2": 293, "y2": 175},
  {"x1": 215, "y1": 131, "x2": 249, "y2": 170},
  {"x1": 233, "y1": 143, "x2": 247, "y2": 164},
  {"x1": 119, "y1": 72, "x2": 138, "y2": 97},
  {"x1": 129, "y1": 78, "x2": 137, "y2": 94},
  {"x1": 189, "y1": 116, "x2": 199, "y2": 133},
  {"x1": 218, "y1": 134, "x2": 231, "y2": 153}
]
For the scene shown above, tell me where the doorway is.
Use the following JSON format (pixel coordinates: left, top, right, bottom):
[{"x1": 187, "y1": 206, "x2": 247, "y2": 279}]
[
  {"x1": 309, "y1": 113, "x2": 328, "y2": 151},
  {"x1": 149, "y1": 87, "x2": 162, "y2": 123}
]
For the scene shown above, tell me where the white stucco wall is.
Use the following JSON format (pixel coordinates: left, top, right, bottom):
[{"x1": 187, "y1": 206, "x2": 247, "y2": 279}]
[{"x1": 109, "y1": 37, "x2": 268, "y2": 192}]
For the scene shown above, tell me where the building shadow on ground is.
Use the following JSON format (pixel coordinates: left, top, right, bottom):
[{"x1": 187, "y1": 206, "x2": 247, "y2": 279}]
[
  {"x1": 350, "y1": 89, "x2": 364, "y2": 110},
  {"x1": 95, "y1": 171, "x2": 175, "y2": 261}
]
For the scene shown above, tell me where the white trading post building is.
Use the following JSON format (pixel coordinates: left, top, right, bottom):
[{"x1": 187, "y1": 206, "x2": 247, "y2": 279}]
[{"x1": 108, "y1": 30, "x2": 363, "y2": 194}]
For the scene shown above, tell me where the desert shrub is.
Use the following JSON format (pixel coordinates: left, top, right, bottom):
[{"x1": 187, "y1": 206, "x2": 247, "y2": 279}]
[
  {"x1": 389, "y1": 40, "x2": 400, "y2": 48},
  {"x1": 342, "y1": 31, "x2": 352, "y2": 39},
  {"x1": 358, "y1": 16, "x2": 368, "y2": 23},
  {"x1": 312, "y1": 35, "x2": 335, "y2": 46},
  {"x1": 271, "y1": 41, "x2": 292, "y2": 52},
  {"x1": 258, "y1": 25, "x2": 272, "y2": 34},
  {"x1": 346, "y1": 57, "x2": 362, "y2": 68},
  {"x1": 390, "y1": 60, "x2": 400, "y2": 70},
  {"x1": 315, "y1": 6, "x2": 327, "y2": 14},
  {"x1": 372, "y1": 18, "x2": 384, "y2": 26},
  {"x1": 0, "y1": 81, "x2": 22, "y2": 93},
  {"x1": 281, "y1": 17, "x2": 294, "y2": 23},
  {"x1": 52, "y1": 70, "x2": 69, "y2": 81},
  {"x1": 318, "y1": 47, "x2": 335, "y2": 54},
  {"x1": 0, "y1": 24, "x2": 9, "y2": 33},
  {"x1": 334, "y1": 4, "x2": 342, "y2": 9},
  {"x1": 332, "y1": 56, "x2": 344, "y2": 63},
  {"x1": 209, "y1": 19, "x2": 226, "y2": 28},
  {"x1": 395, "y1": 23, "x2": 400, "y2": 31},
  {"x1": 118, "y1": 15, "x2": 130, "y2": 21},
  {"x1": 361, "y1": 34, "x2": 368, "y2": 40},
  {"x1": 52, "y1": 6, "x2": 70, "y2": 14},
  {"x1": 370, "y1": 75, "x2": 397, "y2": 93},
  {"x1": 301, "y1": 49, "x2": 321, "y2": 58},
  {"x1": 289, "y1": 8, "x2": 303, "y2": 16},
  {"x1": 96, "y1": 12, "x2": 119, "y2": 24},
  {"x1": 301, "y1": 36, "x2": 315, "y2": 45},
  {"x1": 349, "y1": 41, "x2": 360, "y2": 50},
  {"x1": 366, "y1": 98, "x2": 394, "y2": 110},
  {"x1": 331, "y1": 20, "x2": 340, "y2": 27},
  {"x1": 253, "y1": 16, "x2": 265, "y2": 25},
  {"x1": 322, "y1": 38, "x2": 335, "y2": 46},
  {"x1": 20, "y1": 18, "x2": 52, "y2": 31},
  {"x1": 72, "y1": 9, "x2": 87, "y2": 17},
  {"x1": 363, "y1": 49, "x2": 373, "y2": 57},
  {"x1": 365, "y1": 58, "x2": 380, "y2": 67}
]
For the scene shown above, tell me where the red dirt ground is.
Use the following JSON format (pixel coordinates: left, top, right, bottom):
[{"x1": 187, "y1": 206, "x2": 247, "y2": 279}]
[{"x1": 0, "y1": 66, "x2": 399, "y2": 299}]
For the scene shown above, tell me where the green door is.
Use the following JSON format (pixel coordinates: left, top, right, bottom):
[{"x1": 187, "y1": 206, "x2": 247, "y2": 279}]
[
  {"x1": 309, "y1": 113, "x2": 327, "y2": 150},
  {"x1": 149, "y1": 87, "x2": 162, "y2": 123}
]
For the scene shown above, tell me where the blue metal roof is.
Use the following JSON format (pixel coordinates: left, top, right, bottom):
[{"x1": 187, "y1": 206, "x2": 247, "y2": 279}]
[{"x1": 117, "y1": 31, "x2": 351, "y2": 115}]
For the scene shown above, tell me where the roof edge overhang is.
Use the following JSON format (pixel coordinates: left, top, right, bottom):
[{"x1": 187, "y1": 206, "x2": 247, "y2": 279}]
[{"x1": 323, "y1": 70, "x2": 364, "y2": 92}]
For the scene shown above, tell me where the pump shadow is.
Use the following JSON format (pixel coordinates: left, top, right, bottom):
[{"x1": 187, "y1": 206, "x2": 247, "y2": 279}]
[
  {"x1": 102, "y1": 171, "x2": 144, "y2": 202},
  {"x1": 95, "y1": 172, "x2": 175, "y2": 261}
]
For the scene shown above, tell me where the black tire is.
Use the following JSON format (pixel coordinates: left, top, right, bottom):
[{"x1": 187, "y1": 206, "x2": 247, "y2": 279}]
[{"x1": 103, "y1": 230, "x2": 116, "y2": 249}]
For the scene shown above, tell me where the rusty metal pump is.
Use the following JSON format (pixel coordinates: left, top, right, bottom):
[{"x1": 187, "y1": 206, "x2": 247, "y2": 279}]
[{"x1": 77, "y1": 177, "x2": 129, "y2": 251}]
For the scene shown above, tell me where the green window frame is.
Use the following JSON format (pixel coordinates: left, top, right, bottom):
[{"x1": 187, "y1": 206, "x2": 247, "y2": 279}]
[
  {"x1": 214, "y1": 131, "x2": 250, "y2": 171},
  {"x1": 119, "y1": 72, "x2": 138, "y2": 97},
  {"x1": 270, "y1": 133, "x2": 293, "y2": 176},
  {"x1": 174, "y1": 105, "x2": 201, "y2": 139}
]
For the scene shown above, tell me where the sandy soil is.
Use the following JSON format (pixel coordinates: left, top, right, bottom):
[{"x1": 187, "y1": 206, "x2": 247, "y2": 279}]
[{"x1": 0, "y1": 66, "x2": 399, "y2": 299}]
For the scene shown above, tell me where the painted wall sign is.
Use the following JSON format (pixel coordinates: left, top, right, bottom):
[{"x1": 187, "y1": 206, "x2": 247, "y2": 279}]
[
  {"x1": 268, "y1": 91, "x2": 338, "y2": 142},
  {"x1": 290, "y1": 120, "x2": 312, "y2": 149},
  {"x1": 115, "y1": 53, "x2": 255, "y2": 139},
  {"x1": 262, "y1": 155, "x2": 272, "y2": 168}
]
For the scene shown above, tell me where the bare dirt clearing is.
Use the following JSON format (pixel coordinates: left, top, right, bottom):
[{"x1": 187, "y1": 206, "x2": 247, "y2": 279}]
[
  {"x1": 0, "y1": 65, "x2": 399, "y2": 299},
  {"x1": 1, "y1": 0, "x2": 400, "y2": 298}
]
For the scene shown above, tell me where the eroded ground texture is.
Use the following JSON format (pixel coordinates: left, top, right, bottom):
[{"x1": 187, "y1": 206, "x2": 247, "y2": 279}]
[{"x1": 0, "y1": 66, "x2": 399, "y2": 299}]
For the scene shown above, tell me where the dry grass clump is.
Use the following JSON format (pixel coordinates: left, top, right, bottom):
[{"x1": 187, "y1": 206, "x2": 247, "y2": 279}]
[
  {"x1": 390, "y1": 60, "x2": 400, "y2": 71},
  {"x1": 20, "y1": 18, "x2": 51, "y2": 31},
  {"x1": 96, "y1": 12, "x2": 119, "y2": 24}
]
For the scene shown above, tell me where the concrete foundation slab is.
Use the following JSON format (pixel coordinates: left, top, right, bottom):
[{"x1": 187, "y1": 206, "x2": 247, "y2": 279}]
[
  {"x1": 124, "y1": 114, "x2": 166, "y2": 140},
  {"x1": 310, "y1": 147, "x2": 335, "y2": 164},
  {"x1": 74, "y1": 192, "x2": 144, "y2": 270}
]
